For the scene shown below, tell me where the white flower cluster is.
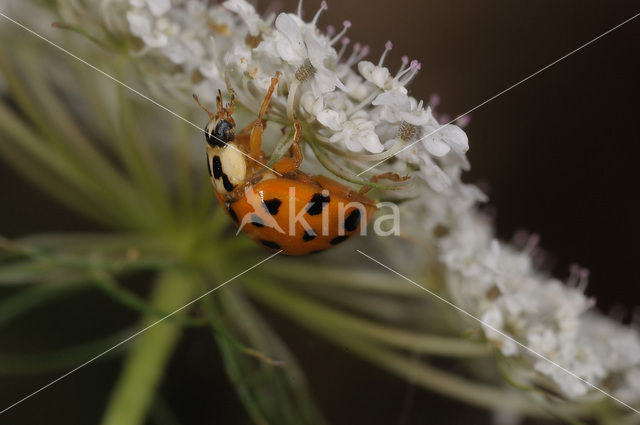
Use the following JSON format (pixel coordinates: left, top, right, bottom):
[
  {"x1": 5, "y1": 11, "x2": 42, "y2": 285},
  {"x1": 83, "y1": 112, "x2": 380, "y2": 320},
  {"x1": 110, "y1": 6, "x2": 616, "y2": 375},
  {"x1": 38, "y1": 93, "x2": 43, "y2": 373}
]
[
  {"x1": 119, "y1": 0, "x2": 640, "y2": 406},
  {"x1": 119, "y1": 0, "x2": 470, "y2": 194},
  {"x1": 439, "y1": 208, "x2": 640, "y2": 401}
]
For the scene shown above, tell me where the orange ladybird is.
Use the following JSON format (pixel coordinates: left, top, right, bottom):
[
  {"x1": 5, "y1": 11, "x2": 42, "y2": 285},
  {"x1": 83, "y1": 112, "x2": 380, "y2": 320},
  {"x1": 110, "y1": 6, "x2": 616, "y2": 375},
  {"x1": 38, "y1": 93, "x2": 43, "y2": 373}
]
[{"x1": 194, "y1": 74, "x2": 404, "y2": 255}]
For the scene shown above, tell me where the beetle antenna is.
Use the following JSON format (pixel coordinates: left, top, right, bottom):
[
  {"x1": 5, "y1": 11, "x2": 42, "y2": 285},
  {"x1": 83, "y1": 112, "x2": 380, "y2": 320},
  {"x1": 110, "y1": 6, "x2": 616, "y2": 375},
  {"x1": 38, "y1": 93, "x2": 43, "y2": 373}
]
[
  {"x1": 227, "y1": 91, "x2": 235, "y2": 115},
  {"x1": 216, "y1": 90, "x2": 224, "y2": 112},
  {"x1": 223, "y1": 74, "x2": 236, "y2": 115},
  {"x1": 192, "y1": 94, "x2": 215, "y2": 120}
]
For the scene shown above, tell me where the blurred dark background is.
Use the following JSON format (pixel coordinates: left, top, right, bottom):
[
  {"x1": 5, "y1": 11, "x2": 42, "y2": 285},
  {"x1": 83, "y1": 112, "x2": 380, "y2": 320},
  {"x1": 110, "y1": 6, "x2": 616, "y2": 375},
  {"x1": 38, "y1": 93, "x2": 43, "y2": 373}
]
[{"x1": 1, "y1": 1, "x2": 639, "y2": 424}]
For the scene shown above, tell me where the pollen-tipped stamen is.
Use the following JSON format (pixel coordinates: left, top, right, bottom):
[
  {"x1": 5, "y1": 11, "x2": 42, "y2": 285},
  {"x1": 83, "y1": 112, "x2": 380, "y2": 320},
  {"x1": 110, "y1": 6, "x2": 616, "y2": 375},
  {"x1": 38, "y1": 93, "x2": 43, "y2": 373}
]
[
  {"x1": 344, "y1": 42, "x2": 369, "y2": 67},
  {"x1": 429, "y1": 93, "x2": 441, "y2": 108},
  {"x1": 337, "y1": 37, "x2": 350, "y2": 59},
  {"x1": 312, "y1": 1, "x2": 328, "y2": 26},
  {"x1": 326, "y1": 24, "x2": 336, "y2": 37},
  {"x1": 378, "y1": 40, "x2": 393, "y2": 66},
  {"x1": 396, "y1": 55, "x2": 409, "y2": 74},
  {"x1": 330, "y1": 20, "x2": 351, "y2": 45},
  {"x1": 394, "y1": 56, "x2": 413, "y2": 81},
  {"x1": 400, "y1": 59, "x2": 421, "y2": 85}
]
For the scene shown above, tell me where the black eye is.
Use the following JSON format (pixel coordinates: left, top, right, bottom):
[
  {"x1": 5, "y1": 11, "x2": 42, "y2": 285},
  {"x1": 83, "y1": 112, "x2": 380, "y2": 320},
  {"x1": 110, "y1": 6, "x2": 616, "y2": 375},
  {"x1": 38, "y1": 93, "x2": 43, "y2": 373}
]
[{"x1": 204, "y1": 120, "x2": 234, "y2": 148}]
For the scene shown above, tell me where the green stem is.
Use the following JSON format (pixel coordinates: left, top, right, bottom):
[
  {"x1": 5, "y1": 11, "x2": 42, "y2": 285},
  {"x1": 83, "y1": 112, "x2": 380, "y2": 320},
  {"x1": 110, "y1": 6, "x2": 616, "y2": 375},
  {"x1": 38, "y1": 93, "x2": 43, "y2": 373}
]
[
  {"x1": 100, "y1": 270, "x2": 193, "y2": 425},
  {"x1": 0, "y1": 282, "x2": 88, "y2": 327},
  {"x1": 243, "y1": 278, "x2": 550, "y2": 417},
  {"x1": 92, "y1": 271, "x2": 205, "y2": 327},
  {"x1": 0, "y1": 328, "x2": 133, "y2": 375},
  {"x1": 244, "y1": 278, "x2": 489, "y2": 357},
  {"x1": 261, "y1": 261, "x2": 424, "y2": 295}
]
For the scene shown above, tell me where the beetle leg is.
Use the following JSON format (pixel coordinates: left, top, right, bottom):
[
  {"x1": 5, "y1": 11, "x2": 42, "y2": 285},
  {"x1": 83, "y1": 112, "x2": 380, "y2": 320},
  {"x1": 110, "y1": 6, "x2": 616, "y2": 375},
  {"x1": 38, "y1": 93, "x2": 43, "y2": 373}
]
[
  {"x1": 273, "y1": 115, "x2": 302, "y2": 175},
  {"x1": 358, "y1": 172, "x2": 410, "y2": 195},
  {"x1": 249, "y1": 72, "x2": 280, "y2": 159}
]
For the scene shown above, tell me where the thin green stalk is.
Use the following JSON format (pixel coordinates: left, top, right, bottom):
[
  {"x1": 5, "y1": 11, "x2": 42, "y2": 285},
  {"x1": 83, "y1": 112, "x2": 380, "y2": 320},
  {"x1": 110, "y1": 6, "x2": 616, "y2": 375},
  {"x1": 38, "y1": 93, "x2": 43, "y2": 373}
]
[
  {"x1": 220, "y1": 287, "x2": 328, "y2": 424},
  {"x1": 261, "y1": 261, "x2": 424, "y2": 295},
  {"x1": 197, "y1": 281, "x2": 270, "y2": 425},
  {"x1": 172, "y1": 108, "x2": 196, "y2": 216},
  {"x1": 91, "y1": 271, "x2": 205, "y2": 327},
  {"x1": 0, "y1": 133, "x2": 102, "y2": 223},
  {"x1": 0, "y1": 282, "x2": 88, "y2": 327},
  {"x1": 115, "y1": 81, "x2": 172, "y2": 223},
  {"x1": 100, "y1": 270, "x2": 193, "y2": 425},
  {"x1": 0, "y1": 52, "x2": 149, "y2": 228},
  {"x1": 0, "y1": 102, "x2": 138, "y2": 227},
  {"x1": 243, "y1": 278, "x2": 549, "y2": 417},
  {"x1": 16, "y1": 49, "x2": 138, "y2": 195},
  {"x1": 0, "y1": 328, "x2": 132, "y2": 375},
  {"x1": 243, "y1": 278, "x2": 489, "y2": 357}
]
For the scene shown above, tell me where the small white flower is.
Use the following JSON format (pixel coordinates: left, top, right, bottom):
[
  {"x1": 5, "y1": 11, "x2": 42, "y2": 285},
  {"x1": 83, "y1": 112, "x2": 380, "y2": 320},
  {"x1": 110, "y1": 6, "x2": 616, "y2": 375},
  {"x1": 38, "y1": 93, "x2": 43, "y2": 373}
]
[
  {"x1": 301, "y1": 91, "x2": 324, "y2": 116},
  {"x1": 130, "y1": 0, "x2": 171, "y2": 17},
  {"x1": 343, "y1": 72, "x2": 370, "y2": 101},
  {"x1": 126, "y1": 10, "x2": 168, "y2": 48},
  {"x1": 423, "y1": 122, "x2": 469, "y2": 157},
  {"x1": 358, "y1": 60, "x2": 391, "y2": 89},
  {"x1": 272, "y1": 12, "x2": 344, "y2": 96},
  {"x1": 222, "y1": 0, "x2": 264, "y2": 36},
  {"x1": 317, "y1": 108, "x2": 346, "y2": 131},
  {"x1": 481, "y1": 307, "x2": 518, "y2": 356},
  {"x1": 330, "y1": 115, "x2": 383, "y2": 153},
  {"x1": 373, "y1": 90, "x2": 428, "y2": 127}
]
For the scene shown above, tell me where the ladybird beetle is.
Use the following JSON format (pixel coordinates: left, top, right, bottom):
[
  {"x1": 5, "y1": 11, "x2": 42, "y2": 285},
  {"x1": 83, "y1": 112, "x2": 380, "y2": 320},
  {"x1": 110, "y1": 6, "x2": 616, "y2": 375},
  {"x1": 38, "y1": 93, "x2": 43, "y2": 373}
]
[{"x1": 194, "y1": 73, "x2": 406, "y2": 255}]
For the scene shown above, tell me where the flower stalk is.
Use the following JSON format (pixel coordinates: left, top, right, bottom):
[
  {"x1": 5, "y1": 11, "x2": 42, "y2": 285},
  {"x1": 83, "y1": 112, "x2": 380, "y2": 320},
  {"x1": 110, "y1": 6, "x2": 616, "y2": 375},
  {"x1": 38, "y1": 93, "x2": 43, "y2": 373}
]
[{"x1": 100, "y1": 270, "x2": 194, "y2": 425}]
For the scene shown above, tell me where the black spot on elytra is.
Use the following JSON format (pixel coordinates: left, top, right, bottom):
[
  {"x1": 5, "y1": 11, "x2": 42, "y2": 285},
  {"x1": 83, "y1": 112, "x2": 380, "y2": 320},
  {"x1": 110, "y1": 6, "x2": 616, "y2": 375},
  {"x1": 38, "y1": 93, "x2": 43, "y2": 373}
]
[
  {"x1": 330, "y1": 235, "x2": 348, "y2": 245},
  {"x1": 251, "y1": 214, "x2": 264, "y2": 227},
  {"x1": 260, "y1": 240, "x2": 281, "y2": 249},
  {"x1": 306, "y1": 193, "x2": 330, "y2": 216},
  {"x1": 263, "y1": 198, "x2": 282, "y2": 215},
  {"x1": 206, "y1": 155, "x2": 212, "y2": 177},
  {"x1": 226, "y1": 202, "x2": 238, "y2": 223},
  {"x1": 344, "y1": 209, "x2": 361, "y2": 232},
  {"x1": 302, "y1": 229, "x2": 316, "y2": 242}
]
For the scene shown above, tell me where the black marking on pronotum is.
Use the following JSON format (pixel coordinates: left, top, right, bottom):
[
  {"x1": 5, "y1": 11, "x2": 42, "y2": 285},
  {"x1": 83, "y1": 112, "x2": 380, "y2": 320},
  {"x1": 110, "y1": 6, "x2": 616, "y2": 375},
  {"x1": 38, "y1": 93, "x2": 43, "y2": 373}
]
[
  {"x1": 344, "y1": 209, "x2": 361, "y2": 232},
  {"x1": 226, "y1": 202, "x2": 239, "y2": 223},
  {"x1": 302, "y1": 229, "x2": 316, "y2": 242},
  {"x1": 206, "y1": 155, "x2": 212, "y2": 177},
  {"x1": 221, "y1": 174, "x2": 235, "y2": 192},
  {"x1": 260, "y1": 240, "x2": 281, "y2": 249},
  {"x1": 251, "y1": 214, "x2": 265, "y2": 227},
  {"x1": 212, "y1": 155, "x2": 235, "y2": 192},
  {"x1": 263, "y1": 198, "x2": 282, "y2": 215},
  {"x1": 212, "y1": 156, "x2": 223, "y2": 179},
  {"x1": 306, "y1": 193, "x2": 330, "y2": 216},
  {"x1": 330, "y1": 235, "x2": 348, "y2": 245}
]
